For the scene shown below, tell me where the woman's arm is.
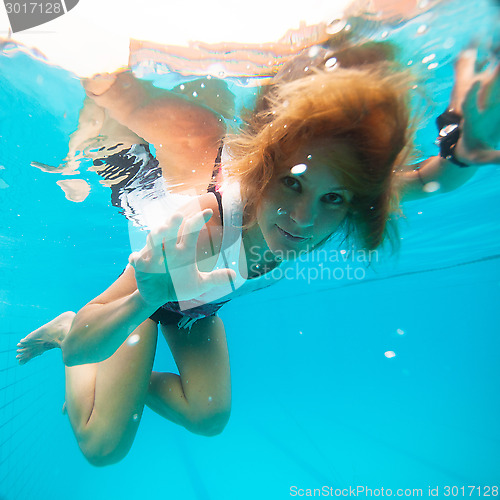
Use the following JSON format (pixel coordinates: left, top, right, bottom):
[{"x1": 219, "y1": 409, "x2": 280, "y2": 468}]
[
  {"x1": 400, "y1": 49, "x2": 499, "y2": 202},
  {"x1": 399, "y1": 156, "x2": 478, "y2": 202},
  {"x1": 62, "y1": 194, "x2": 233, "y2": 367},
  {"x1": 62, "y1": 266, "x2": 160, "y2": 367}
]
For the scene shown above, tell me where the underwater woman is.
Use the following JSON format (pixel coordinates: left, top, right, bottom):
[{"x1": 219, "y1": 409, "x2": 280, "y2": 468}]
[{"x1": 17, "y1": 43, "x2": 500, "y2": 466}]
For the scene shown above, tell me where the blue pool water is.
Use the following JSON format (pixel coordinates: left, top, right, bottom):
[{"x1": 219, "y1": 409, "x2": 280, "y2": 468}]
[{"x1": 1, "y1": 1, "x2": 500, "y2": 498}]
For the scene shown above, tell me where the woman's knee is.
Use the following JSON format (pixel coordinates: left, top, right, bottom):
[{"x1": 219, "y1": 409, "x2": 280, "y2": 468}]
[
  {"x1": 79, "y1": 432, "x2": 134, "y2": 467},
  {"x1": 72, "y1": 415, "x2": 138, "y2": 467},
  {"x1": 84, "y1": 448, "x2": 126, "y2": 467}
]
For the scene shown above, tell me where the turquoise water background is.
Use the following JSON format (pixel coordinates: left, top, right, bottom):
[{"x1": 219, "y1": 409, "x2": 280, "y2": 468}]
[{"x1": 1, "y1": 1, "x2": 500, "y2": 498}]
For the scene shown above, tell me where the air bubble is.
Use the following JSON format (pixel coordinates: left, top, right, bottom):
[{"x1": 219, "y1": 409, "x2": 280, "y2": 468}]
[
  {"x1": 308, "y1": 46, "x2": 320, "y2": 58},
  {"x1": 422, "y1": 54, "x2": 435, "y2": 64},
  {"x1": 423, "y1": 181, "x2": 440, "y2": 193},
  {"x1": 291, "y1": 163, "x2": 307, "y2": 175},
  {"x1": 384, "y1": 351, "x2": 396, "y2": 358},
  {"x1": 428, "y1": 62, "x2": 438, "y2": 70},
  {"x1": 127, "y1": 334, "x2": 140, "y2": 345},
  {"x1": 325, "y1": 57, "x2": 337, "y2": 70},
  {"x1": 326, "y1": 19, "x2": 347, "y2": 35},
  {"x1": 443, "y1": 37, "x2": 455, "y2": 49},
  {"x1": 397, "y1": 329, "x2": 405, "y2": 335},
  {"x1": 417, "y1": 24, "x2": 428, "y2": 34}
]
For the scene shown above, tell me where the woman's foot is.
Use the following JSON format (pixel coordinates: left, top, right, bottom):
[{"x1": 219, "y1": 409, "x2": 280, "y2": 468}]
[{"x1": 17, "y1": 311, "x2": 76, "y2": 365}]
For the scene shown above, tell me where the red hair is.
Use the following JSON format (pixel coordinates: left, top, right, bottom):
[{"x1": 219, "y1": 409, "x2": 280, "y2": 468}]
[{"x1": 225, "y1": 62, "x2": 411, "y2": 250}]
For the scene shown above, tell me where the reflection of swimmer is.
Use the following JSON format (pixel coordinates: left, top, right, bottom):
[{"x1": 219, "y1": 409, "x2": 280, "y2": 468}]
[
  {"x1": 91, "y1": 144, "x2": 164, "y2": 225},
  {"x1": 127, "y1": 2, "x2": 444, "y2": 83},
  {"x1": 28, "y1": 19, "x2": 414, "y2": 205},
  {"x1": 78, "y1": 76, "x2": 233, "y2": 226},
  {"x1": 90, "y1": 142, "x2": 223, "y2": 228},
  {"x1": 17, "y1": 41, "x2": 500, "y2": 467},
  {"x1": 29, "y1": 74, "x2": 236, "y2": 206},
  {"x1": 80, "y1": 73, "x2": 234, "y2": 195},
  {"x1": 129, "y1": 21, "x2": 331, "y2": 83}
]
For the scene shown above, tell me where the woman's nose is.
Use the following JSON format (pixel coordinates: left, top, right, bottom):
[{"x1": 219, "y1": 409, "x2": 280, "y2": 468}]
[{"x1": 289, "y1": 199, "x2": 315, "y2": 227}]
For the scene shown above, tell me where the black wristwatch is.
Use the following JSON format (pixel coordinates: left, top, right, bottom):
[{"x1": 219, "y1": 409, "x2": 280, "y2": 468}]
[{"x1": 435, "y1": 110, "x2": 469, "y2": 167}]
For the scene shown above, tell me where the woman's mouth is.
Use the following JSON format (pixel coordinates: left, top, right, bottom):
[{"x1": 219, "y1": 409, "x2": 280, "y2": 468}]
[{"x1": 275, "y1": 225, "x2": 309, "y2": 242}]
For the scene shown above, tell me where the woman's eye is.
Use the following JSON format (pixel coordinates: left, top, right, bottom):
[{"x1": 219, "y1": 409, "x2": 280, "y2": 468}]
[
  {"x1": 282, "y1": 176, "x2": 301, "y2": 191},
  {"x1": 322, "y1": 192, "x2": 344, "y2": 205}
]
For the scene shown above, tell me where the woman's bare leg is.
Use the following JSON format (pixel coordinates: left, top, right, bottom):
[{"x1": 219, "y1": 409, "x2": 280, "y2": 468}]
[
  {"x1": 17, "y1": 311, "x2": 76, "y2": 365},
  {"x1": 64, "y1": 320, "x2": 158, "y2": 466},
  {"x1": 18, "y1": 313, "x2": 158, "y2": 465},
  {"x1": 146, "y1": 315, "x2": 231, "y2": 436}
]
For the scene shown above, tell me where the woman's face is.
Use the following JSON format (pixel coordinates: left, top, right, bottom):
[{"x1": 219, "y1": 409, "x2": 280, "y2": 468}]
[{"x1": 256, "y1": 140, "x2": 354, "y2": 260}]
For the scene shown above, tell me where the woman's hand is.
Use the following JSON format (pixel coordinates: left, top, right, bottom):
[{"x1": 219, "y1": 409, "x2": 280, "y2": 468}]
[
  {"x1": 128, "y1": 209, "x2": 236, "y2": 308},
  {"x1": 452, "y1": 49, "x2": 500, "y2": 165}
]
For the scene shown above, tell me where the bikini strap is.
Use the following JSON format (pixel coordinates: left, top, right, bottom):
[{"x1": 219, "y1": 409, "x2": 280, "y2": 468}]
[
  {"x1": 207, "y1": 143, "x2": 224, "y2": 224},
  {"x1": 209, "y1": 189, "x2": 224, "y2": 225}
]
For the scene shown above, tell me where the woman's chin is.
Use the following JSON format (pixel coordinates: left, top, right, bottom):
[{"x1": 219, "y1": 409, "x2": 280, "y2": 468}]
[{"x1": 267, "y1": 242, "x2": 312, "y2": 261}]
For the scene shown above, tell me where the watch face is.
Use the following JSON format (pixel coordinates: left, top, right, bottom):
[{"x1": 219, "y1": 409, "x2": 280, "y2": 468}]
[
  {"x1": 439, "y1": 123, "x2": 459, "y2": 138},
  {"x1": 436, "y1": 109, "x2": 462, "y2": 130}
]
